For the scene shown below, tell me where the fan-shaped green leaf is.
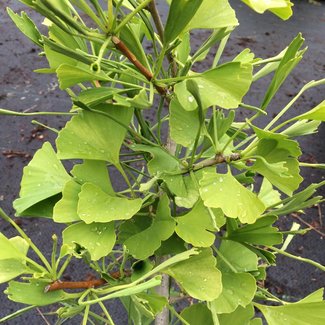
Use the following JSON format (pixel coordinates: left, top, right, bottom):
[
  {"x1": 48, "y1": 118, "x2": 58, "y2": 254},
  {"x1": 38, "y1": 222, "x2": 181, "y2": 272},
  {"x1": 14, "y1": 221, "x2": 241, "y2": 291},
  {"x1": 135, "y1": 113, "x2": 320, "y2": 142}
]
[
  {"x1": 7, "y1": 9, "x2": 42, "y2": 47},
  {"x1": 217, "y1": 240, "x2": 258, "y2": 272},
  {"x1": 170, "y1": 98, "x2": 200, "y2": 147},
  {"x1": 57, "y1": 108, "x2": 133, "y2": 165},
  {"x1": 175, "y1": 200, "x2": 224, "y2": 247},
  {"x1": 241, "y1": 0, "x2": 293, "y2": 20},
  {"x1": 180, "y1": 303, "x2": 214, "y2": 325},
  {"x1": 194, "y1": 62, "x2": 253, "y2": 109},
  {"x1": 186, "y1": 0, "x2": 238, "y2": 30},
  {"x1": 255, "y1": 296, "x2": 325, "y2": 325},
  {"x1": 199, "y1": 170, "x2": 265, "y2": 224},
  {"x1": 211, "y1": 272, "x2": 256, "y2": 313},
  {"x1": 124, "y1": 195, "x2": 175, "y2": 259},
  {"x1": 13, "y1": 142, "x2": 70, "y2": 216},
  {"x1": 217, "y1": 304, "x2": 257, "y2": 325},
  {"x1": 56, "y1": 64, "x2": 110, "y2": 89},
  {"x1": 62, "y1": 221, "x2": 116, "y2": 260},
  {"x1": 295, "y1": 100, "x2": 325, "y2": 121},
  {"x1": 164, "y1": 248, "x2": 222, "y2": 301},
  {"x1": 5, "y1": 281, "x2": 70, "y2": 306},
  {"x1": 77, "y1": 183, "x2": 142, "y2": 223},
  {"x1": 227, "y1": 215, "x2": 283, "y2": 246}
]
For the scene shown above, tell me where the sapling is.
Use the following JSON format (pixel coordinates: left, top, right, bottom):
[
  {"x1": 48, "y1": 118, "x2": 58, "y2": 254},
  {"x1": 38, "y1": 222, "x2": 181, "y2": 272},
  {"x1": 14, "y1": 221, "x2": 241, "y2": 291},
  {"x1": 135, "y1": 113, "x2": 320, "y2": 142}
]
[{"x1": 1, "y1": 0, "x2": 325, "y2": 324}]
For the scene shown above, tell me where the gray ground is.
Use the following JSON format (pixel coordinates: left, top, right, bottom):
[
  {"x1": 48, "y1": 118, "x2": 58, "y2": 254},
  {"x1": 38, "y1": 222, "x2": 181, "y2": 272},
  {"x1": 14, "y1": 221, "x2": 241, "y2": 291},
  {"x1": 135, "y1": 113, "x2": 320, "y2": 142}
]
[{"x1": 0, "y1": 0, "x2": 324, "y2": 323}]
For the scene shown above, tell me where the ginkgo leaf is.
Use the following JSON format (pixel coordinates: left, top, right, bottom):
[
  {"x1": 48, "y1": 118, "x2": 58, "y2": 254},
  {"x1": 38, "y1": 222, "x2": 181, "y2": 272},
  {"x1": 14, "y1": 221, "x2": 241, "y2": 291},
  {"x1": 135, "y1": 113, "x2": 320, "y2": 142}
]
[
  {"x1": 186, "y1": 0, "x2": 238, "y2": 30},
  {"x1": 164, "y1": 248, "x2": 222, "y2": 301},
  {"x1": 194, "y1": 62, "x2": 253, "y2": 109},
  {"x1": 62, "y1": 221, "x2": 116, "y2": 260},
  {"x1": 180, "y1": 303, "x2": 214, "y2": 325},
  {"x1": 217, "y1": 240, "x2": 258, "y2": 272},
  {"x1": 241, "y1": 0, "x2": 293, "y2": 20},
  {"x1": 56, "y1": 107, "x2": 133, "y2": 166},
  {"x1": 211, "y1": 272, "x2": 256, "y2": 313},
  {"x1": 170, "y1": 98, "x2": 200, "y2": 147},
  {"x1": 124, "y1": 195, "x2": 175, "y2": 259},
  {"x1": 175, "y1": 200, "x2": 224, "y2": 247},
  {"x1": 295, "y1": 100, "x2": 325, "y2": 121},
  {"x1": 5, "y1": 281, "x2": 70, "y2": 306},
  {"x1": 77, "y1": 183, "x2": 142, "y2": 223},
  {"x1": 71, "y1": 160, "x2": 115, "y2": 195},
  {"x1": 199, "y1": 170, "x2": 265, "y2": 224},
  {"x1": 218, "y1": 304, "x2": 257, "y2": 325},
  {"x1": 56, "y1": 64, "x2": 110, "y2": 89},
  {"x1": 247, "y1": 127, "x2": 302, "y2": 195},
  {"x1": 255, "y1": 291, "x2": 325, "y2": 325},
  {"x1": 227, "y1": 215, "x2": 283, "y2": 246},
  {"x1": 130, "y1": 144, "x2": 187, "y2": 197},
  {"x1": 14, "y1": 142, "x2": 70, "y2": 216},
  {"x1": 258, "y1": 178, "x2": 282, "y2": 207},
  {"x1": 53, "y1": 180, "x2": 81, "y2": 223}
]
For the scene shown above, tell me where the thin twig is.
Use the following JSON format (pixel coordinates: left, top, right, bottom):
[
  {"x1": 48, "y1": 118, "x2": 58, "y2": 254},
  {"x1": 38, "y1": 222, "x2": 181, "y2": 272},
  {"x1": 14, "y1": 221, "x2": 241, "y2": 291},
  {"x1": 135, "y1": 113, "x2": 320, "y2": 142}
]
[
  {"x1": 111, "y1": 36, "x2": 166, "y2": 95},
  {"x1": 291, "y1": 213, "x2": 325, "y2": 237},
  {"x1": 36, "y1": 308, "x2": 51, "y2": 325}
]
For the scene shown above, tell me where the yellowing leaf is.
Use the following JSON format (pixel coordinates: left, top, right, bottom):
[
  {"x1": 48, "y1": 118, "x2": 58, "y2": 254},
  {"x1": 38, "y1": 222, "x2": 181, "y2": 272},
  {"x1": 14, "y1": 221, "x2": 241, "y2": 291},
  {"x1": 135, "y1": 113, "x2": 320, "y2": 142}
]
[
  {"x1": 241, "y1": 0, "x2": 293, "y2": 20},
  {"x1": 199, "y1": 170, "x2": 265, "y2": 224}
]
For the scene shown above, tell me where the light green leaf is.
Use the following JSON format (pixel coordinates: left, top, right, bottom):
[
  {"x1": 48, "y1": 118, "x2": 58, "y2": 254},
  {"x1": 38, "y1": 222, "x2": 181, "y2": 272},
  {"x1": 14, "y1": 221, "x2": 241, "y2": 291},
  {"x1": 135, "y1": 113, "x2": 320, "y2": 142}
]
[
  {"x1": 62, "y1": 221, "x2": 115, "y2": 260},
  {"x1": 199, "y1": 170, "x2": 265, "y2": 224},
  {"x1": 14, "y1": 142, "x2": 70, "y2": 216},
  {"x1": 164, "y1": 0, "x2": 203, "y2": 45},
  {"x1": 211, "y1": 272, "x2": 256, "y2": 313},
  {"x1": 43, "y1": 44, "x2": 78, "y2": 71},
  {"x1": 248, "y1": 129, "x2": 302, "y2": 195},
  {"x1": 174, "y1": 81, "x2": 197, "y2": 111},
  {"x1": 0, "y1": 260, "x2": 28, "y2": 284},
  {"x1": 56, "y1": 64, "x2": 110, "y2": 89},
  {"x1": 255, "y1": 296, "x2": 325, "y2": 325},
  {"x1": 133, "y1": 292, "x2": 168, "y2": 317},
  {"x1": 299, "y1": 288, "x2": 324, "y2": 303},
  {"x1": 53, "y1": 180, "x2": 81, "y2": 223},
  {"x1": 281, "y1": 120, "x2": 320, "y2": 137},
  {"x1": 71, "y1": 160, "x2": 114, "y2": 195},
  {"x1": 261, "y1": 34, "x2": 305, "y2": 109},
  {"x1": 7, "y1": 9, "x2": 42, "y2": 47},
  {"x1": 233, "y1": 49, "x2": 256, "y2": 63},
  {"x1": 270, "y1": 183, "x2": 323, "y2": 216},
  {"x1": 217, "y1": 304, "x2": 256, "y2": 325},
  {"x1": 241, "y1": 0, "x2": 293, "y2": 20},
  {"x1": 57, "y1": 108, "x2": 133, "y2": 166},
  {"x1": 258, "y1": 178, "x2": 282, "y2": 207},
  {"x1": 194, "y1": 62, "x2": 253, "y2": 109},
  {"x1": 175, "y1": 200, "x2": 224, "y2": 247},
  {"x1": 77, "y1": 183, "x2": 142, "y2": 223},
  {"x1": 170, "y1": 98, "x2": 200, "y2": 147},
  {"x1": 180, "y1": 303, "x2": 214, "y2": 325},
  {"x1": 227, "y1": 215, "x2": 283, "y2": 246},
  {"x1": 0, "y1": 235, "x2": 29, "y2": 283},
  {"x1": 130, "y1": 144, "x2": 187, "y2": 197},
  {"x1": 217, "y1": 240, "x2": 258, "y2": 272},
  {"x1": 124, "y1": 195, "x2": 175, "y2": 259},
  {"x1": 164, "y1": 248, "x2": 222, "y2": 301},
  {"x1": 295, "y1": 100, "x2": 325, "y2": 121},
  {"x1": 5, "y1": 281, "x2": 70, "y2": 306},
  {"x1": 186, "y1": 0, "x2": 238, "y2": 30}
]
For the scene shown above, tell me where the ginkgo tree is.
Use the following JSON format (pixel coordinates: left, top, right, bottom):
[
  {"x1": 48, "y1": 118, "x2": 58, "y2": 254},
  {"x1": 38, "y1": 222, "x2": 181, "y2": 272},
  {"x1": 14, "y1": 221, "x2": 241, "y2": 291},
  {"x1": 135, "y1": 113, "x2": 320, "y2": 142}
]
[{"x1": 1, "y1": 0, "x2": 325, "y2": 324}]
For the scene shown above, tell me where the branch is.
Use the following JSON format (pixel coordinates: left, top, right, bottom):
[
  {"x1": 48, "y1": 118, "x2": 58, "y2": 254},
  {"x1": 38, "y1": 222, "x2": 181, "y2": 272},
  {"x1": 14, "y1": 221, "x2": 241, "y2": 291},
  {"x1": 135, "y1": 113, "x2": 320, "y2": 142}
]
[
  {"x1": 45, "y1": 270, "x2": 131, "y2": 292},
  {"x1": 112, "y1": 36, "x2": 166, "y2": 95},
  {"x1": 192, "y1": 153, "x2": 241, "y2": 171}
]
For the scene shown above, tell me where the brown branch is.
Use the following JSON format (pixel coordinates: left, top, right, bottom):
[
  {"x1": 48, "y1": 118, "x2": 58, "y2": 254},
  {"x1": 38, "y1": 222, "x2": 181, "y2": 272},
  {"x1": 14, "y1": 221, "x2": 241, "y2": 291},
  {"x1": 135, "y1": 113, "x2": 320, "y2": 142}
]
[
  {"x1": 147, "y1": 1, "x2": 164, "y2": 42},
  {"x1": 45, "y1": 270, "x2": 131, "y2": 292},
  {"x1": 192, "y1": 153, "x2": 241, "y2": 171},
  {"x1": 111, "y1": 36, "x2": 166, "y2": 95}
]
